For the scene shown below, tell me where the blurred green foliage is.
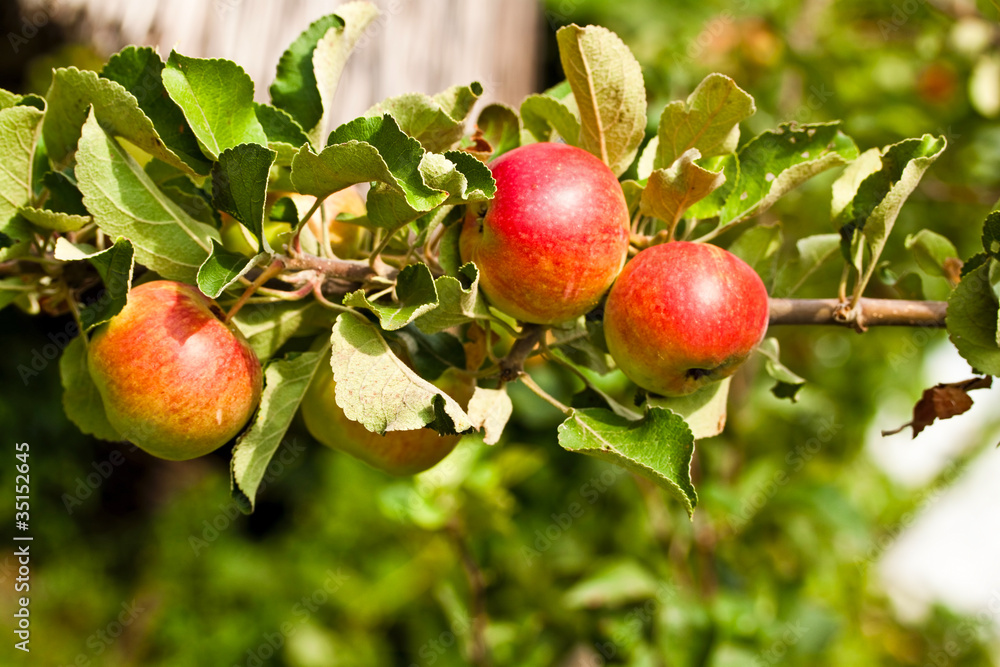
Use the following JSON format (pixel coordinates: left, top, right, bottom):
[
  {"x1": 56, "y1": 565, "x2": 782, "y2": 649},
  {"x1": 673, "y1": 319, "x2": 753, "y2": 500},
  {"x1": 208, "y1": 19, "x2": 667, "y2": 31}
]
[{"x1": 3, "y1": 0, "x2": 1000, "y2": 665}]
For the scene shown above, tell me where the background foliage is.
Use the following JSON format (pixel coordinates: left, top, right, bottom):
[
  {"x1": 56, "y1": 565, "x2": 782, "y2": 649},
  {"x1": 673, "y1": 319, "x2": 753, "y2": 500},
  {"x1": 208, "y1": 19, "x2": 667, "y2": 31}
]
[{"x1": 2, "y1": 0, "x2": 1000, "y2": 665}]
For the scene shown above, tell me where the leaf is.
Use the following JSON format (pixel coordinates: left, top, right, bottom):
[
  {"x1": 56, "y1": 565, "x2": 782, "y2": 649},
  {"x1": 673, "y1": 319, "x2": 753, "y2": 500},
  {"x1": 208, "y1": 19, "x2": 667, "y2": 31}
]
[
  {"x1": 836, "y1": 135, "x2": 947, "y2": 273},
  {"x1": 415, "y1": 262, "x2": 490, "y2": 334},
  {"x1": 42, "y1": 67, "x2": 198, "y2": 174},
  {"x1": 905, "y1": 229, "x2": 960, "y2": 279},
  {"x1": 556, "y1": 24, "x2": 647, "y2": 176},
  {"x1": 211, "y1": 143, "x2": 276, "y2": 252},
  {"x1": 60, "y1": 335, "x2": 122, "y2": 442},
  {"x1": 563, "y1": 560, "x2": 661, "y2": 610},
  {"x1": 0, "y1": 106, "x2": 43, "y2": 232},
  {"x1": 390, "y1": 326, "x2": 467, "y2": 381},
  {"x1": 655, "y1": 73, "x2": 756, "y2": 169},
  {"x1": 467, "y1": 386, "x2": 513, "y2": 445},
  {"x1": 196, "y1": 239, "x2": 262, "y2": 299},
  {"x1": 476, "y1": 103, "x2": 521, "y2": 158},
  {"x1": 718, "y1": 122, "x2": 860, "y2": 227},
  {"x1": 78, "y1": 237, "x2": 135, "y2": 331},
  {"x1": 271, "y1": 4, "x2": 378, "y2": 146},
  {"x1": 231, "y1": 349, "x2": 327, "y2": 512},
  {"x1": 231, "y1": 301, "x2": 324, "y2": 363},
  {"x1": 254, "y1": 103, "x2": 310, "y2": 165},
  {"x1": 18, "y1": 205, "x2": 89, "y2": 232},
  {"x1": 647, "y1": 378, "x2": 732, "y2": 439},
  {"x1": 0, "y1": 88, "x2": 20, "y2": 110},
  {"x1": 41, "y1": 170, "x2": 88, "y2": 215},
  {"x1": 726, "y1": 224, "x2": 782, "y2": 282},
  {"x1": 329, "y1": 312, "x2": 474, "y2": 434},
  {"x1": 640, "y1": 149, "x2": 726, "y2": 231},
  {"x1": 367, "y1": 82, "x2": 483, "y2": 152},
  {"x1": 343, "y1": 262, "x2": 439, "y2": 331},
  {"x1": 100, "y1": 46, "x2": 212, "y2": 174},
  {"x1": 981, "y1": 210, "x2": 1000, "y2": 259},
  {"x1": 419, "y1": 151, "x2": 496, "y2": 205},
  {"x1": 520, "y1": 94, "x2": 581, "y2": 145},
  {"x1": 882, "y1": 376, "x2": 993, "y2": 438},
  {"x1": 756, "y1": 338, "x2": 806, "y2": 402},
  {"x1": 772, "y1": 233, "x2": 841, "y2": 297},
  {"x1": 161, "y1": 51, "x2": 267, "y2": 160},
  {"x1": 558, "y1": 406, "x2": 697, "y2": 516},
  {"x1": 947, "y1": 262, "x2": 1000, "y2": 375},
  {"x1": 550, "y1": 317, "x2": 614, "y2": 376},
  {"x1": 75, "y1": 110, "x2": 219, "y2": 284}
]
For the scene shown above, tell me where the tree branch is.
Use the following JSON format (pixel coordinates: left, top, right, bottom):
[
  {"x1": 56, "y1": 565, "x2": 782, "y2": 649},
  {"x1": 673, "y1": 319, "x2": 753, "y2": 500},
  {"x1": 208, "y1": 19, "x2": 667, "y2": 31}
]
[{"x1": 768, "y1": 297, "x2": 947, "y2": 330}]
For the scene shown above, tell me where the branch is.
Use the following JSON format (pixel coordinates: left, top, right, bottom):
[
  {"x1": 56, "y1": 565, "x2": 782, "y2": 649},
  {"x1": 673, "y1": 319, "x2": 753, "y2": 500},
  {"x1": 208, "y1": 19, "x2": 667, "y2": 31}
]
[
  {"x1": 768, "y1": 297, "x2": 947, "y2": 330},
  {"x1": 278, "y1": 254, "x2": 385, "y2": 282},
  {"x1": 498, "y1": 324, "x2": 545, "y2": 383}
]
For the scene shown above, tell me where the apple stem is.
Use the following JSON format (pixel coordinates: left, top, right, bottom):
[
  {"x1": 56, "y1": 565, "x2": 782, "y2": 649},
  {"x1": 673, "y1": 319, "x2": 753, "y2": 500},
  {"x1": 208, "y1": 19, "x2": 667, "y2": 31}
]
[
  {"x1": 224, "y1": 260, "x2": 285, "y2": 324},
  {"x1": 498, "y1": 324, "x2": 544, "y2": 382},
  {"x1": 519, "y1": 373, "x2": 572, "y2": 416},
  {"x1": 768, "y1": 297, "x2": 947, "y2": 330}
]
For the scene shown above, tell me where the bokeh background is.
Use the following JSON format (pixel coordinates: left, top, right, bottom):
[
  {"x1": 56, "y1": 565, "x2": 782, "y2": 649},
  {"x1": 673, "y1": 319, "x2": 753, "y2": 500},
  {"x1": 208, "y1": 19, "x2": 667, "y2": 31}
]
[{"x1": 3, "y1": 0, "x2": 1000, "y2": 664}]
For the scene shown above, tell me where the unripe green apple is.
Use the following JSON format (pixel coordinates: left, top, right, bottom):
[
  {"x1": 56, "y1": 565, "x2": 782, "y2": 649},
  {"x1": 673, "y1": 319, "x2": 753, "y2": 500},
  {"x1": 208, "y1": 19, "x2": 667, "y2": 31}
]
[
  {"x1": 301, "y1": 362, "x2": 475, "y2": 476},
  {"x1": 459, "y1": 142, "x2": 630, "y2": 324},
  {"x1": 299, "y1": 187, "x2": 368, "y2": 258},
  {"x1": 87, "y1": 281, "x2": 263, "y2": 460},
  {"x1": 603, "y1": 241, "x2": 770, "y2": 397},
  {"x1": 220, "y1": 216, "x2": 294, "y2": 256}
]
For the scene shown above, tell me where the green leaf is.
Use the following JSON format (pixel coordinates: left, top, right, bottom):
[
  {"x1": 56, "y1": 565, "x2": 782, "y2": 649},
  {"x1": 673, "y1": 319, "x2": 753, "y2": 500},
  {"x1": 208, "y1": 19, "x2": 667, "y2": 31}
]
[
  {"x1": 556, "y1": 24, "x2": 647, "y2": 176},
  {"x1": 161, "y1": 51, "x2": 267, "y2": 160},
  {"x1": 390, "y1": 326, "x2": 466, "y2": 381},
  {"x1": 343, "y1": 262, "x2": 438, "y2": 331},
  {"x1": 231, "y1": 349, "x2": 328, "y2": 512},
  {"x1": 420, "y1": 151, "x2": 496, "y2": 205},
  {"x1": 42, "y1": 67, "x2": 199, "y2": 174},
  {"x1": 41, "y1": 170, "x2": 88, "y2": 215},
  {"x1": 563, "y1": 560, "x2": 661, "y2": 610},
  {"x1": 0, "y1": 106, "x2": 43, "y2": 233},
  {"x1": 75, "y1": 110, "x2": 219, "y2": 283},
  {"x1": 79, "y1": 237, "x2": 135, "y2": 331},
  {"x1": 726, "y1": 223, "x2": 781, "y2": 283},
  {"x1": 520, "y1": 94, "x2": 581, "y2": 145},
  {"x1": 232, "y1": 300, "x2": 324, "y2": 363},
  {"x1": 414, "y1": 263, "x2": 490, "y2": 334},
  {"x1": 271, "y1": 4, "x2": 378, "y2": 146},
  {"x1": 329, "y1": 312, "x2": 474, "y2": 434},
  {"x1": 368, "y1": 82, "x2": 483, "y2": 152},
  {"x1": 756, "y1": 338, "x2": 807, "y2": 402},
  {"x1": 291, "y1": 115, "x2": 447, "y2": 228},
  {"x1": 254, "y1": 103, "x2": 310, "y2": 166},
  {"x1": 0, "y1": 88, "x2": 21, "y2": 110},
  {"x1": 467, "y1": 386, "x2": 513, "y2": 445},
  {"x1": 476, "y1": 103, "x2": 521, "y2": 158},
  {"x1": 211, "y1": 143, "x2": 276, "y2": 252},
  {"x1": 948, "y1": 262, "x2": 1000, "y2": 375},
  {"x1": 550, "y1": 317, "x2": 614, "y2": 376},
  {"x1": 647, "y1": 378, "x2": 731, "y2": 440},
  {"x1": 655, "y1": 73, "x2": 756, "y2": 169},
  {"x1": 197, "y1": 239, "x2": 262, "y2": 299},
  {"x1": 558, "y1": 406, "x2": 697, "y2": 516},
  {"x1": 18, "y1": 205, "x2": 89, "y2": 232},
  {"x1": 905, "y1": 229, "x2": 960, "y2": 279},
  {"x1": 60, "y1": 335, "x2": 122, "y2": 442},
  {"x1": 981, "y1": 210, "x2": 1000, "y2": 259},
  {"x1": 836, "y1": 135, "x2": 947, "y2": 275},
  {"x1": 100, "y1": 46, "x2": 212, "y2": 175},
  {"x1": 717, "y1": 122, "x2": 859, "y2": 228},
  {"x1": 640, "y1": 149, "x2": 726, "y2": 231},
  {"x1": 772, "y1": 233, "x2": 841, "y2": 298}
]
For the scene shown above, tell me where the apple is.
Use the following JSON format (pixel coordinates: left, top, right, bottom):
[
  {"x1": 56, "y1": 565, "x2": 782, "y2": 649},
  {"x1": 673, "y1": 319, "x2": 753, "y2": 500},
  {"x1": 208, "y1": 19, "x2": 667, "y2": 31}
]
[
  {"x1": 459, "y1": 142, "x2": 630, "y2": 324},
  {"x1": 220, "y1": 217, "x2": 293, "y2": 256},
  {"x1": 300, "y1": 362, "x2": 475, "y2": 476},
  {"x1": 87, "y1": 281, "x2": 263, "y2": 460},
  {"x1": 603, "y1": 241, "x2": 769, "y2": 397}
]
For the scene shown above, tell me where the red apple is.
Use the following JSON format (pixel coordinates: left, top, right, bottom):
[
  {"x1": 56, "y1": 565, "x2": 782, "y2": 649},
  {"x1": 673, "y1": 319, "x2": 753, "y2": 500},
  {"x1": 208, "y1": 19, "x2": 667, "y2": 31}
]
[
  {"x1": 88, "y1": 281, "x2": 263, "y2": 460},
  {"x1": 460, "y1": 142, "x2": 630, "y2": 324},
  {"x1": 603, "y1": 241, "x2": 769, "y2": 397},
  {"x1": 301, "y1": 363, "x2": 475, "y2": 476}
]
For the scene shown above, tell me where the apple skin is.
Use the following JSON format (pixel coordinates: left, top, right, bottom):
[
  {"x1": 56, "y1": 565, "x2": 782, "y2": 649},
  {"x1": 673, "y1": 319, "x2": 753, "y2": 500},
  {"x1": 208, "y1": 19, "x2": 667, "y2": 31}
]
[
  {"x1": 87, "y1": 281, "x2": 263, "y2": 460},
  {"x1": 603, "y1": 242, "x2": 770, "y2": 397},
  {"x1": 459, "y1": 142, "x2": 630, "y2": 324},
  {"x1": 301, "y1": 364, "x2": 475, "y2": 476}
]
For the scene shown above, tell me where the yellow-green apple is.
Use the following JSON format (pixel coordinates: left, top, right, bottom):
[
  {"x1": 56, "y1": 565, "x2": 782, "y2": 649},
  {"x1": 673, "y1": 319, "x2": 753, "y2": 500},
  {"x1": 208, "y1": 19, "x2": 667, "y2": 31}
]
[
  {"x1": 301, "y1": 361, "x2": 475, "y2": 476},
  {"x1": 87, "y1": 281, "x2": 263, "y2": 460},
  {"x1": 220, "y1": 216, "x2": 294, "y2": 256},
  {"x1": 603, "y1": 241, "x2": 769, "y2": 397},
  {"x1": 459, "y1": 142, "x2": 630, "y2": 324}
]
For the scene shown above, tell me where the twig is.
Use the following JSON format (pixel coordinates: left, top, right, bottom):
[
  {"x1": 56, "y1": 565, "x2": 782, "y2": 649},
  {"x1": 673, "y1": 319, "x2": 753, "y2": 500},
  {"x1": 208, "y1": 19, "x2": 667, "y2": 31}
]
[
  {"x1": 446, "y1": 518, "x2": 491, "y2": 667},
  {"x1": 768, "y1": 297, "x2": 947, "y2": 329},
  {"x1": 224, "y1": 260, "x2": 284, "y2": 323},
  {"x1": 498, "y1": 324, "x2": 544, "y2": 383}
]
